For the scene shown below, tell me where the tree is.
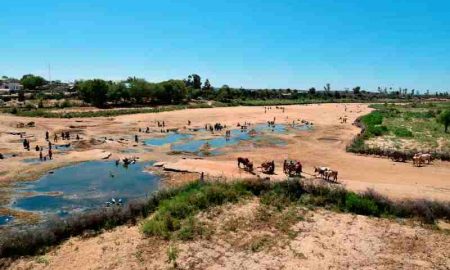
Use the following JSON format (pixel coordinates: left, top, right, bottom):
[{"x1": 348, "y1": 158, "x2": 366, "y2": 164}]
[
  {"x1": 324, "y1": 83, "x2": 331, "y2": 92},
  {"x1": 202, "y1": 79, "x2": 212, "y2": 92},
  {"x1": 308, "y1": 87, "x2": 316, "y2": 95},
  {"x1": 77, "y1": 79, "x2": 109, "y2": 107},
  {"x1": 217, "y1": 84, "x2": 232, "y2": 101},
  {"x1": 352, "y1": 86, "x2": 361, "y2": 95},
  {"x1": 185, "y1": 74, "x2": 202, "y2": 89},
  {"x1": 107, "y1": 83, "x2": 129, "y2": 104},
  {"x1": 20, "y1": 74, "x2": 46, "y2": 90},
  {"x1": 437, "y1": 110, "x2": 450, "y2": 133}
]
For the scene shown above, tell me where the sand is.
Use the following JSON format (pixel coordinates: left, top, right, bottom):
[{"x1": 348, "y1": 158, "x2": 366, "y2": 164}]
[{"x1": 6, "y1": 199, "x2": 450, "y2": 270}]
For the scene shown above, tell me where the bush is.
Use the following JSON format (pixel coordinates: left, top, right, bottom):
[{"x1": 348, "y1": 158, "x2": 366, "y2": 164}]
[
  {"x1": 141, "y1": 182, "x2": 249, "y2": 238},
  {"x1": 392, "y1": 127, "x2": 413, "y2": 138},
  {"x1": 345, "y1": 193, "x2": 380, "y2": 216},
  {"x1": 366, "y1": 125, "x2": 388, "y2": 137}
]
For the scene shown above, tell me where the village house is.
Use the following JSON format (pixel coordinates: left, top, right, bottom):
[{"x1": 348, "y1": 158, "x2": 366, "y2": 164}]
[{"x1": 0, "y1": 79, "x2": 23, "y2": 93}]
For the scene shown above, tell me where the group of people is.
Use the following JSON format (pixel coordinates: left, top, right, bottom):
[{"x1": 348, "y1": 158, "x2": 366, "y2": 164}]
[{"x1": 264, "y1": 106, "x2": 285, "y2": 114}]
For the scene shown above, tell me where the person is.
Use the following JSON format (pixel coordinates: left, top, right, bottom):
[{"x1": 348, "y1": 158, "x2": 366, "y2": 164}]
[
  {"x1": 135, "y1": 134, "x2": 139, "y2": 143},
  {"x1": 45, "y1": 131, "x2": 49, "y2": 141},
  {"x1": 39, "y1": 151, "x2": 43, "y2": 161},
  {"x1": 48, "y1": 141, "x2": 52, "y2": 150},
  {"x1": 35, "y1": 145, "x2": 40, "y2": 151},
  {"x1": 48, "y1": 149, "x2": 53, "y2": 160},
  {"x1": 54, "y1": 133, "x2": 58, "y2": 142},
  {"x1": 76, "y1": 134, "x2": 80, "y2": 140},
  {"x1": 188, "y1": 120, "x2": 191, "y2": 125}
]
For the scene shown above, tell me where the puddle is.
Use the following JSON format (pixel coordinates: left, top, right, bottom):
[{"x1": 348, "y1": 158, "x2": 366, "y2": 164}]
[
  {"x1": 144, "y1": 133, "x2": 193, "y2": 146},
  {"x1": 292, "y1": 124, "x2": 313, "y2": 131},
  {"x1": 171, "y1": 124, "x2": 289, "y2": 154},
  {"x1": 0, "y1": 153, "x2": 19, "y2": 160},
  {"x1": 120, "y1": 148, "x2": 140, "y2": 154},
  {"x1": 54, "y1": 144, "x2": 73, "y2": 151},
  {"x1": 9, "y1": 161, "x2": 160, "y2": 218},
  {"x1": 22, "y1": 158, "x2": 47, "y2": 164},
  {"x1": 253, "y1": 123, "x2": 287, "y2": 133},
  {"x1": 0, "y1": 215, "x2": 13, "y2": 225}
]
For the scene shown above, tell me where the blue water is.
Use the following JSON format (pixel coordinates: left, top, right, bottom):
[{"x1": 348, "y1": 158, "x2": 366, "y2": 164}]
[
  {"x1": 172, "y1": 128, "x2": 251, "y2": 153},
  {"x1": 0, "y1": 215, "x2": 13, "y2": 225},
  {"x1": 144, "y1": 133, "x2": 193, "y2": 146},
  {"x1": 170, "y1": 124, "x2": 290, "y2": 154},
  {"x1": 12, "y1": 161, "x2": 160, "y2": 216},
  {"x1": 253, "y1": 123, "x2": 287, "y2": 133},
  {"x1": 292, "y1": 124, "x2": 313, "y2": 131}
]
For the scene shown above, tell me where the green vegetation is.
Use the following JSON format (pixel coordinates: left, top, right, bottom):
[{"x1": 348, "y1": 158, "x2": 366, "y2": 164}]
[
  {"x1": 3, "y1": 103, "x2": 218, "y2": 118},
  {"x1": 437, "y1": 110, "x2": 450, "y2": 133},
  {"x1": 1, "y1": 179, "x2": 449, "y2": 259},
  {"x1": 141, "y1": 182, "x2": 250, "y2": 239},
  {"x1": 349, "y1": 102, "x2": 450, "y2": 155},
  {"x1": 20, "y1": 74, "x2": 47, "y2": 90},
  {"x1": 6, "y1": 73, "x2": 450, "y2": 117}
]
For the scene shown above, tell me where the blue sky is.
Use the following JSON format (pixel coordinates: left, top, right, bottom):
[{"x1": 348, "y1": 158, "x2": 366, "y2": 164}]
[{"x1": 1, "y1": 0, "x2": 449, "y2": 91}]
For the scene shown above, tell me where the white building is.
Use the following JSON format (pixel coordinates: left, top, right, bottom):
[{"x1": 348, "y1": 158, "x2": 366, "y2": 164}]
[{"x1": 0, "y1": 81, "x2": 23, "y2": 93}]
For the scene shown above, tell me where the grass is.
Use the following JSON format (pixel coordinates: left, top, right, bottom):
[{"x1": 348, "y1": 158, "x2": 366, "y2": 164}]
[
  {"x1": 348, "y1": 101, "x2": 450, "y2": 158},
  {"x1": 1, "y1": 179, "x2": 449, "y2": 260},
  {"x1": 2, "y1": 103, "x2": 218, "y2": 118}
]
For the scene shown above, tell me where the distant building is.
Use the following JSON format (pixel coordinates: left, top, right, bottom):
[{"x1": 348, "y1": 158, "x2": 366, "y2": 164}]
[{"x1": 0, "y1": 80, "x2": 23, "y2": 93}]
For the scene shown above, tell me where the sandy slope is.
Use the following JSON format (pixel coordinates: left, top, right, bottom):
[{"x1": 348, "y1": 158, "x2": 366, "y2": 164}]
[{"x1": 7, "y1": 199, "x2": 450, "y2": 270}]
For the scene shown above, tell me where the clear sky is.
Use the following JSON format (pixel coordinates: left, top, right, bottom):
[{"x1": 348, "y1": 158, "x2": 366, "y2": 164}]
[{"x1": 1, "y1": 0, "x2": 449, "y2": 91}]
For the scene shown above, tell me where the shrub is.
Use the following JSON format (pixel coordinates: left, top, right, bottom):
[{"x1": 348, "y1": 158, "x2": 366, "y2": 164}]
[
  {"x1": 345, "y1": 193, "x2": 380, "y2": 216},
  {"x1": 392, "y1": 127, "x2": 413, "y2": 138}
]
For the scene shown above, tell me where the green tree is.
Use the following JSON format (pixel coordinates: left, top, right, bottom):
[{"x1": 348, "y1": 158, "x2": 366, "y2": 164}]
[
  {"x1": 437, "y1": 110, "x2": 450, "y2": 133},
  {"x1": 107, "y1": 83, "x2": 130, "y2": 104},
  {"x1": 353, "y1": 86, "x2": 361, "y2": 95},
  {"x1": 77, "y1": 79, "x2": 109, "y2": 107},
  {"x1": 202, "y1": 78, "x2": 212, "y2": 97},
  {"x1": 20, "y1": 74, "x2": 47, "y2": 90},
  {"x1": 186, "y1": 74, "x2": 202, "y2": 89},
  {"x1": 308, "y1": 87, "x2": 316, "y2": 95}
]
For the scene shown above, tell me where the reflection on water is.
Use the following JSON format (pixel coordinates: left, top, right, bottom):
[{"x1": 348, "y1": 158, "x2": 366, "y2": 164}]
[
  {"x1": 171, "y1": 124, "x2": 290, "y2": 154},
  {"x1": 11, "y1": 161, "x2": 160, "y2": 218},
  {"x1": 144, "y1": 133, "x2": 193, "y2": 146},
  {"x1": 0, "y1": 215, "x2": 13, "y2": 225}
]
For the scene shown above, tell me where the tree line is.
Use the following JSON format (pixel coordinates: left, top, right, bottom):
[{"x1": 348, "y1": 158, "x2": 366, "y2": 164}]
[{"x1": 3, "y1": 73, "x2": 450, "y2": 108}]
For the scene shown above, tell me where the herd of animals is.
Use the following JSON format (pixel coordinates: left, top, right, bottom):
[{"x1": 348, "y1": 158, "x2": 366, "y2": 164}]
[
  {"x1": 237, "y1": 157, "x2": 339, "y2": 182},
  {"x1": 236, "y1": 151, "x2": 434, "y2": 183}
]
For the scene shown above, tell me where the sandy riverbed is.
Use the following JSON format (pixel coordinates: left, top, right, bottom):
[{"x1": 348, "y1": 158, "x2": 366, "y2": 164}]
[{"x1": 0, "y1": 103, "x2": 449, "y2": 201}]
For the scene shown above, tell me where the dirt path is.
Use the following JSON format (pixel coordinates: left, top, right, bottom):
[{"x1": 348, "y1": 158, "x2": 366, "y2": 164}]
[{"x1": 1, "y1": 103, "x2": 449, "y2": 200}]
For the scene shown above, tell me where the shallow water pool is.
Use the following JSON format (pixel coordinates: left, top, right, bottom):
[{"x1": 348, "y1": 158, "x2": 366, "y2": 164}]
[
  {"x1": 0, "y1": 215, "x2": 13, "y2": 225},
  {"x1": 144, "y1": 132, "x2": 193, "y2": 146},
  {"x1": 11, "y1": 161, "x2": 160, "y2": 217}
]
